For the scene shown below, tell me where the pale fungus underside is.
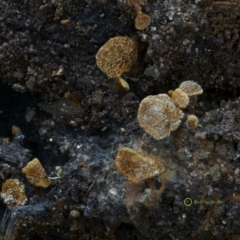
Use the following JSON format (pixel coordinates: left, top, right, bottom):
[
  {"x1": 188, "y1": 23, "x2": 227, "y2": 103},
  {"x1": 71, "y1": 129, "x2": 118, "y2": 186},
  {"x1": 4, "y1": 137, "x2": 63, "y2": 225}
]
[
  {"x1": 96, "y1": 36, "x2": 138, "y2": 79},
  {"x1": 115, "y1": 147, "x2": 165, "y2": 183},
  {"x1": 0, "y1": 179, "x2": 27, "y2": 209},
  {"x1": 179, "y1": 80, "x2": 203, "y2": 96},
  {"x1": 22, "y1": 158, "x2": 51, "y2": 188},
  {"x1": 138, "y1": 94, "x2": 184, "y2": 140}
]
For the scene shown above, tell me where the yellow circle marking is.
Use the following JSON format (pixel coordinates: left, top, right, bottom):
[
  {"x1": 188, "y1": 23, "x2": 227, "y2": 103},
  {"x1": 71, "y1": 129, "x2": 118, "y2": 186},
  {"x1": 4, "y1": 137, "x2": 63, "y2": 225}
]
[{"x1": 184, "y1": 198, "x2": 192, "y2": 206}]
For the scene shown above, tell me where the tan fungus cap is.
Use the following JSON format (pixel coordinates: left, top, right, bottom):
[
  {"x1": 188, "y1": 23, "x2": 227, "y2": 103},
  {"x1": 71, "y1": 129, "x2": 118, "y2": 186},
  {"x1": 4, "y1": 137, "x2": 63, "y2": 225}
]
[
  {"x1": 1, "y1": 179, "x2": 27, "y2": 209},
  {"x1": 115, "y1": 147, "x2": 165, "y2": 183},
  {"x1": 22, "y1": 158, "x2": 51, "y2": 188},
  {"x1": 138, "y1": 94, "x2": 184, "y2": 140},
  {"x1": 96, "y1": 36, "x2": 138, "y2": 79},
  {"x1": 170, "y1": 88, "x2": 189, "y2": 109},
  {"x1": 187, "y1": 114, "x2": 198, "y2": 128},
  {"x1": 179, "y1": 80, "x2": 203, "y2": 96},
  {"x1": 135, "y1": 12, "x2": 151, "y2": 30}
]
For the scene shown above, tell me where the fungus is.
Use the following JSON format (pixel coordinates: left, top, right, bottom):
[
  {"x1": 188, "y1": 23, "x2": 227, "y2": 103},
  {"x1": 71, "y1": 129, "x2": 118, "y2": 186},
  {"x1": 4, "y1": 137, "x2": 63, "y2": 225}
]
[
  {"x1": 11, "y1": 125, "x2": 25, "y2": 143},
  {"x1": 168, "y1": 90, "x2": 173, "y2": 96},
  {"x1": 170, "y1": 88, "x2": 189, "y2": 109},
  {"x1": 129, "y1": 0, "x2": 151, "y2": 30},
  {"x1": 22, "y1": 158, "x2": 51, "y2": 188},
  {"x1": 135, "y1": 11, "x2": 151, "y2": 30},
  {"x1": 179, "y1": 80, "x2": 203, "y2": 96},
  {"x1": 1, "y1": 179, "x2": 27, "y2": 209},
  {"x1": 138, "y1": 94, "x2": 184, "y2": 140},
  {"x1": 96, "y1": 36, "x2": 138, "y2": 90},
  {"x1": 11, "y1": 125, "x2": 21, "y2": 136},
  {"x1": 115, "y1": 147, "x2": 165, "y2": 184},
  {"x1": 186, "y1": 114, "x2": 198, "y2": 128}
]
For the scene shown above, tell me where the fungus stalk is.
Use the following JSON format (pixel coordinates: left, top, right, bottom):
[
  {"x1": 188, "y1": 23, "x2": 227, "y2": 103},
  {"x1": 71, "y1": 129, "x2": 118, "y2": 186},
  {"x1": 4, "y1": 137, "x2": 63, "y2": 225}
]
[
  {"x1": 117, "y1": 77, "x2": 130, "y2": 92},
  {"x1": 129, "y1": 0, "x2": 142, "y2": 13}
]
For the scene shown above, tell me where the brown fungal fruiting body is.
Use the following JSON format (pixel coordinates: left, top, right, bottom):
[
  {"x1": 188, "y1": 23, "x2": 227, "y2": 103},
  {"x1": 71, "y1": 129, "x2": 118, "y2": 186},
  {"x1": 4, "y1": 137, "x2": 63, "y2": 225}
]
[
  {"x1": 115, "y1": 147, "x2": 165, "y2": 183},
  {"x1": 129, "y1": 0, "x2": 151, "y2": 30},
  {"x1": 22, "y1": 158, "x2": 51, "y2": 188},
  {"x1": 117, "y1": 77, "x2": 130, "y2": 92},
  {"x1": 186, "y1": 114, "x2": 199, "y2": 128},
  {"x1": 11, "y1": 125, "x2": 21, "y2": 136},
  {"x1": 96, "y1": 36, "x2": 138, "y2": 79},
  {"x1": 138, "y1": 94, "x2": 184, "y2": 140},
  {"x1": 1, "y1": 179, "x2": 27, "y2": 209},
  {"x1": 135, "y1": 11, "x2": 151, "y2": 30},
  {"x1": 179, "y1": 80, "x2": 203, "y2": 96},
  {"x1": 170, "y1": 88, "x2": 189, "y2": 109}
]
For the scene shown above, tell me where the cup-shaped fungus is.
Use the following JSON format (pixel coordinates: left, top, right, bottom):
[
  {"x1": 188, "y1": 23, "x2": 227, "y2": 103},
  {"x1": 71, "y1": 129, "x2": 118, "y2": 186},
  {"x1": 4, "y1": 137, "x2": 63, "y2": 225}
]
[
  {"x1": 1, "y1": 179, "x2": 27, "y2": 209},
  {"x1": 115, "y1": 147, "x2": 165, "y2": 184},
  {"x1": 96, "y1": 36, "x2": 138, "y2": 91},
  {"x1": 179, "y1": 80, "x2": 203, "y2": 96},
  {"x1": 22, "y1": 158, "x2": 51, "y2": 188},
  {"x1": 169, "y1": 88, "x2": 189, "y2": 109},
  {"x1": 138, "y1": 94, "x2": 184, "y2": 140}
]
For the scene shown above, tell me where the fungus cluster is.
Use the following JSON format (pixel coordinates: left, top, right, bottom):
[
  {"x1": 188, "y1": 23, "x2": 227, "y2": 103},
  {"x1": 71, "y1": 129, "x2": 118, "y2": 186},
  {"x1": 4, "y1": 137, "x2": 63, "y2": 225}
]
[
  {"x1": 1, "y1": 179, "x2": 27, "y2": 209},
  {"x1": 115, "y1": 147, "x2": 165, "y2": 183},
  {"x1": 115, "y1": 81, "x2": 203, "y2": 197},
  {"x1": 22, "y1": 158, "x2": 51, "y2": 188},
  {"x1": 137, "y1": 80, "x2": 203, "y2": 139},
  {"x1": 96, "y1": 36, "x2": 138, "y2": 91},
  {"x1": 0, "y1": 158, "x2": 51, "y2": 208}
]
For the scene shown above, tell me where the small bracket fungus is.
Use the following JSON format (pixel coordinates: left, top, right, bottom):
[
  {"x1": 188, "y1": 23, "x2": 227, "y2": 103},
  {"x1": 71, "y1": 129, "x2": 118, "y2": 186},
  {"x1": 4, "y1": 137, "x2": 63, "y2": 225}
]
[
  {"x1": 186, "y1": 114, "x2": 199, "y2": 128},
  {"x1": 22, "y1": 158, "x2": 51, "y2": 188},
  {"x1": 129, "y1": 0, "x2": 151, "y2": 30},
  {"x1": 1, "y1": 179, "x2": 27, "y2": 209},
  {"x1": 179, "y1": 80, "x2": 203, "y2": 96},
  {"x1": 169, "y1": 88, "x2": 189, "y2": 109},
  {"x1": 138, "y1": 94, "x2": 184, "y2": 140},
  {"x1": 96, "y1": 36, "x2": 138, "y2": 89},
  {"x1": 115, "y1": 147, "x2": 165, "y2": 184}
]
